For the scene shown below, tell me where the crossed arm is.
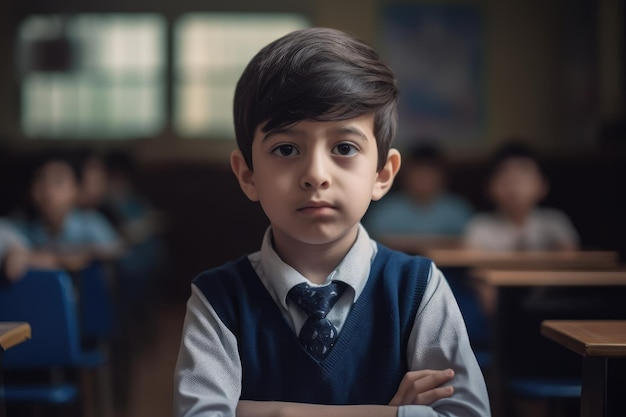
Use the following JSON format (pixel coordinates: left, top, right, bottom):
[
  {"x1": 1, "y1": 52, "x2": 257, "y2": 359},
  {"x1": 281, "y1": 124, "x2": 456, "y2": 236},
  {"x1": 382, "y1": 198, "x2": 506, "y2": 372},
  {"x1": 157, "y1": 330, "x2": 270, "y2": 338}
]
[
  {"x1": 236, "y1": 369, "x2": 456, "y2": 417},
  {"x1": 174, "y1": 267, "x2": 490, "y2": 417}
]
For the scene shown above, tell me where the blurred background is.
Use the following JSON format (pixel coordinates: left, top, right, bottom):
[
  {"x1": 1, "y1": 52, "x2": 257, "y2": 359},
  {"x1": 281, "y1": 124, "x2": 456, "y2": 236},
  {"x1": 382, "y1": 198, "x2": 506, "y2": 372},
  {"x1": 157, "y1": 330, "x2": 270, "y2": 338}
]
[{"x1": 0, "y1": 0, "x2": 624, "y2": 415}]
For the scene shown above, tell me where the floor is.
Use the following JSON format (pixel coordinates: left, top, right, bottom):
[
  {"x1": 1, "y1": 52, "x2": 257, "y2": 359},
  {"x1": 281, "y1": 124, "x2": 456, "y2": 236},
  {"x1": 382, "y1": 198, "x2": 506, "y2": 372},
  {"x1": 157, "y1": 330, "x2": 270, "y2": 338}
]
[{"x1": 121, "y1": 304, "x2": 186, "y2": 417}]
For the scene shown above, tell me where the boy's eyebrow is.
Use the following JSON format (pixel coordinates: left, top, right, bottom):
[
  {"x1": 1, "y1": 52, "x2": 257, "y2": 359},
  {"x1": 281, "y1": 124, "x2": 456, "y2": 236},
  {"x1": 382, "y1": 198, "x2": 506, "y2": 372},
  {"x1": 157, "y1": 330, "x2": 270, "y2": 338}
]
[
  {"x1": 332, "y1": 126, "x2": 369, "y2": 141},
  {"x1": 262, "y1": 127, "x2": 303, "y2": 142},
  {"x1": 262, "y1": 125, "x2": 370, "y2": 142}
]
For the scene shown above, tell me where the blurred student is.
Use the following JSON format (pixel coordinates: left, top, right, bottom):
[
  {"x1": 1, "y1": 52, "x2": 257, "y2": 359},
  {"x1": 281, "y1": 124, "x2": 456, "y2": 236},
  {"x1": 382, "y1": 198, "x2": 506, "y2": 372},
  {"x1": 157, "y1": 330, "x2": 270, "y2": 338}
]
[
  {"x1": 103, "y1": 151, "x2": 166, "y2": 246},
  {"x1": 101, "y1": 151, "x2": 169, "y2": 330},
  {"x1": 76, "y1": 149, "x2": 165, "y2": 248},
  {"x1": 464, "y1": 142, "x2": 579, "y2": 251},
  {"x1": 464, "y1": 142, "x2": 580, "y2": 317},
  {"x1": 77, "y1": 149, "x2": 109, "y2": 212},
  {"x1": 11, "y1": 150, "x2": 123, "y2": 271},
  {"x1": 365, "y1": 143, "x2": 473, "y2": 239}
]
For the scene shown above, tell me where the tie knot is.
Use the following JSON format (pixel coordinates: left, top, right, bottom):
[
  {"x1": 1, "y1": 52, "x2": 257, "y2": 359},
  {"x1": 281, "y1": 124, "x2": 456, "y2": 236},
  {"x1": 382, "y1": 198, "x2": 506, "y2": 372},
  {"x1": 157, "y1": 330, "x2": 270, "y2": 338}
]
[{"x1": 287, "y1": 281, "x2": 346, "y2": 319}]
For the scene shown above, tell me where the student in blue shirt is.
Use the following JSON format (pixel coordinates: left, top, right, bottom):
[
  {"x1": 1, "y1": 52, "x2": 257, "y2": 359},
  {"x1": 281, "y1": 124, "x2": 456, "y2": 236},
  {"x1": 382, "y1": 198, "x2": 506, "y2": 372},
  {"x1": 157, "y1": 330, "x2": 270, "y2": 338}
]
[
  {"x1": 174, "y1": 28, "x2": 490, "y2": 417},
  {"x1": 365, "y1": 143, "x2": 473, "y2": 239}
]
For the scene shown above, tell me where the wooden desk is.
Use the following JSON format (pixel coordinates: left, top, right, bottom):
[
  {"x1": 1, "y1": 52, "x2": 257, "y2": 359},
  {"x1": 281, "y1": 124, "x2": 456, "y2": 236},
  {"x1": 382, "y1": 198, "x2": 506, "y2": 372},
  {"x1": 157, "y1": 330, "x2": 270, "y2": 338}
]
[
  {"x1": 475, "y1": 270, "x2": 626, "y2": 417},
  {"x1": 472, "y1": 269, "x2": 626, "y2": 287},
  {"x1": 0, "y1": 322, "x2": 31, "y2": 417},
  {"x1": 0, "y1": 322, "x2": 31, "y2": 351},
  {"x1": 422, "y1": 249, "x2": 619, "y2": 269},
  {"x1": 541, "y1": 320, "x2": 626, "y2": 417}
]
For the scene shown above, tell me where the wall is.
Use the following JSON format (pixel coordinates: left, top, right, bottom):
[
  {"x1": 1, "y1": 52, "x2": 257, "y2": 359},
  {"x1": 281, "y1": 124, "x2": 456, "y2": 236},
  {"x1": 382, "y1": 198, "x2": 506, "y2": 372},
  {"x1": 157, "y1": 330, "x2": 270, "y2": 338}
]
[
  {"x1": 0, "y1": 0, "x2": 624, "y2": 297},
  {"x1": 0, "y1": 0, "x2": 622, "y2": 159}
]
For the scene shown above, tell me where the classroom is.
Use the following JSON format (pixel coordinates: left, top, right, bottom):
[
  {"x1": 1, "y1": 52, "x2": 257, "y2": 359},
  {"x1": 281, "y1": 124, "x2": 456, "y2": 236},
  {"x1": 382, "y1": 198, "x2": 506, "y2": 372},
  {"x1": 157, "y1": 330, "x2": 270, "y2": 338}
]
[{"x1": 1, "y1": 0, "x2": 625, "y2": 417}]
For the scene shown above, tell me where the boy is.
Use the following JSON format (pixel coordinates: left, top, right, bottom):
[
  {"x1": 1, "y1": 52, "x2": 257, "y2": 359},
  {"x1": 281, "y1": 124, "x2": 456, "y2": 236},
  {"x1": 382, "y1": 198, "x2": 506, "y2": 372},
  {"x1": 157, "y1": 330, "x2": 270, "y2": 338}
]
[
  {"x1": 174, "y1": 28, "x2": 490, "y2": 417},
  {"x1": 365, "y1": 143, "x2": 473, "y2": 239},
  {"x1": 464, "y1": 142, "x2": 579, "y2": 251}
]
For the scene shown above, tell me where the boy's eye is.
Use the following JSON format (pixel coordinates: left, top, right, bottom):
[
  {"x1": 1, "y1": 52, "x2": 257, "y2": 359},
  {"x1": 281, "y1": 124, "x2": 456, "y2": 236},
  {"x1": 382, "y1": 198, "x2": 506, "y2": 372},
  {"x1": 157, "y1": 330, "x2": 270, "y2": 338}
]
[
  {"x1": 332, "y1": 143, "x2": 358, "y2": 156},
  {"x1": 271, "y1": 144, "x2": 299, "y2": 157}
]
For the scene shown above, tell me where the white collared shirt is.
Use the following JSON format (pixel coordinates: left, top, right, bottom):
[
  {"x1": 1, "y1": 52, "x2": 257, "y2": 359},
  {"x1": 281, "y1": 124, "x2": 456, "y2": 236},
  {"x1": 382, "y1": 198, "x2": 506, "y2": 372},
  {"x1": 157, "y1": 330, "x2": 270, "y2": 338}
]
[
  {"x1": 174, "y1": 225, "x2": 491, "y2": 417},
  {"x1": 249, "y1": 224, "x2": 375, "y2": 336}
]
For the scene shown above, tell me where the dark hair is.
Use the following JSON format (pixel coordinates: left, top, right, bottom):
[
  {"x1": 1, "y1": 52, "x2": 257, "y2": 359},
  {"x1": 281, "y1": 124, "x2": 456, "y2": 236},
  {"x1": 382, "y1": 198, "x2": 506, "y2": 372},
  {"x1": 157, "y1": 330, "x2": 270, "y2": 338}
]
[
  {"x1": 233, "y1": 27, "x2": 398, "y2": 171},
  {"x1": 488, "y1": 141, "x2": 545, "y2": 178},
  {"x1": 406, "y1": 142, "x2": 445, "y2": 167},
  {"x1": 30, "y1": 149, "x2": 83, "y2": 184}
]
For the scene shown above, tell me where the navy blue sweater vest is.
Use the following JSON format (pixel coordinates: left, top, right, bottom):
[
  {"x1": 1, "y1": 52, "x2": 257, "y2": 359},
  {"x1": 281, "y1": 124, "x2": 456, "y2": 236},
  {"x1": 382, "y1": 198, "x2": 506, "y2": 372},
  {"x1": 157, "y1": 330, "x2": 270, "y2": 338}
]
[{"x1": 193, "y1": 244, "x2": 431, "y2": 405}]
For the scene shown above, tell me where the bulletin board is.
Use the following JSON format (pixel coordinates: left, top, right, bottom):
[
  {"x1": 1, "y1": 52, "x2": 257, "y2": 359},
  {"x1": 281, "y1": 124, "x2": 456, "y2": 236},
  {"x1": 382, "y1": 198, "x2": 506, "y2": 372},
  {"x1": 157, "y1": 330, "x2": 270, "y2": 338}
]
[{"x1": 382, "y1": 4, "x2": 485, "y2": 149}]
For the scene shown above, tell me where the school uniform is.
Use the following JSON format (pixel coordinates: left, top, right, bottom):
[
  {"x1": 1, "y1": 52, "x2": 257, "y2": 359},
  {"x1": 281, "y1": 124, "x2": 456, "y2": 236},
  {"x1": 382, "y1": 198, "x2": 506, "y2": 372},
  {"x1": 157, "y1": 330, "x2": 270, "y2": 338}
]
[
  {"x1": 174, "y1": 225, "x2": 490, "y2": 417},
  {"x1": 365, "y1": 193, "x2": 473, "y2": 237},
  {"x1": 464, "y1": 208, "x2": 579, "y2": 251},
  {"x1": 12, "y1": 209, "x2": 120, "y2": 251}
]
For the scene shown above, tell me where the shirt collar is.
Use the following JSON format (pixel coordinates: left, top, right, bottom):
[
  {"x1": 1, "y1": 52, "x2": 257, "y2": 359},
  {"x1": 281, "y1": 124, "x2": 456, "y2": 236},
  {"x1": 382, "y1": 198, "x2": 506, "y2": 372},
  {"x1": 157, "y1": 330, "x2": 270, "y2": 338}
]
[{"x1": 258, "y1": 224, "x2": 377, "y2": 311}]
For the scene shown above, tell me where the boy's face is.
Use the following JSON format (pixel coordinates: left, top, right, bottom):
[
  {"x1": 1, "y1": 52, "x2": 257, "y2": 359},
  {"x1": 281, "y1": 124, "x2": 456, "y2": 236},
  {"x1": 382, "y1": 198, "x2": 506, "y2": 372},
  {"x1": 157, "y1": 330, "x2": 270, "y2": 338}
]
[
  {"x1": 232, "y1": 114, "x2": 399, "y2": 249},
  {"x1": 31, "y1": 161, "x2": 79, "y2": 224},
  {"x1": 78, "y1": 157, "x2": 108, "y2": 208},
  {"x1": 403, "y1": 163, "x2": 444, "y2": 204},
  {"x1": 489, "y1": 157, "x2": 547, "y2": 218}
]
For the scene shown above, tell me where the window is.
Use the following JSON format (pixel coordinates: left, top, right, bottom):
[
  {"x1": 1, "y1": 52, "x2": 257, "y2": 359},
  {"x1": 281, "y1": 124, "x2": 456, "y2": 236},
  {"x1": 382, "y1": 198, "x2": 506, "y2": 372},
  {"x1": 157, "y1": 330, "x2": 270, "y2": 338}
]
[
  {"x1": 174, "y1": 13, "x2": 310, "y2": 138},
  {"x1": 17, "y1": 12, "x2": 309, "y2": 140},
  {"x1": 19, "y1": 14, "x2": 165, "y2": 139}
]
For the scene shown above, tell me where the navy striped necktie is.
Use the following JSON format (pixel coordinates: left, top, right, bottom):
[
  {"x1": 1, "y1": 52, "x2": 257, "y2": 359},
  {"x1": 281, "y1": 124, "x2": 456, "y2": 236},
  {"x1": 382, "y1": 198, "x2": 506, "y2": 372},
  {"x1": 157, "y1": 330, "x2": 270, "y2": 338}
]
[{"x1": 287, "y1": 281, "x2": 347, "y2": 360}]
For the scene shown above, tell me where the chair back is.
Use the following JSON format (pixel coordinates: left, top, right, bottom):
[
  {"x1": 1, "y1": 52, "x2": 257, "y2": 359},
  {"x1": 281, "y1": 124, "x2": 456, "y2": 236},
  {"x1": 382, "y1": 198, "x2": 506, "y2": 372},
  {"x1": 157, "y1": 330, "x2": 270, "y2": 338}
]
[
  {"x1": 0, "y1": 269, "x2": 83, "y2": 368},
  {"x1": 78, "y1": 263, "x2": 113, "y2": 340}
]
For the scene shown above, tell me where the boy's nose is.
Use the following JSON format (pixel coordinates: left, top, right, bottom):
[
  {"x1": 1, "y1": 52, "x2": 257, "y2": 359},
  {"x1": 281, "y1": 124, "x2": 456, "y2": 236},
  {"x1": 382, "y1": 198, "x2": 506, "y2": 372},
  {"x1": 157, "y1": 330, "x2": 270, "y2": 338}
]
[{"x1": 300, "y1": 153, "x2": 331, "y2": 190}]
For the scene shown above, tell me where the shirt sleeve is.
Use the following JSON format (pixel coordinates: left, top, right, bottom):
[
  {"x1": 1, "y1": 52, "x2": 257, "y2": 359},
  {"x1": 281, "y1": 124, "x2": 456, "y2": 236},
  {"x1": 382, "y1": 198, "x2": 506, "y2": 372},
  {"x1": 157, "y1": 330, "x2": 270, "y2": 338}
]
[
  {"x1": 84, "y1": 211, "x2": 122, "y2": 245},
  {"x1": 399, "y1": 264, "x2": 491, "y2": 417},
  {"x1": 462, "y1": 215, "x2": 491, "y2": 250},
  {"x1": 545, "y1": 210, "x2": 580, "y2": 249},
  {"x1": 0, "y1": 221, "x2": 29, "y2": 257},
  {"x1": 173, "y1": 284, "x2": 242, "y2": 417}
]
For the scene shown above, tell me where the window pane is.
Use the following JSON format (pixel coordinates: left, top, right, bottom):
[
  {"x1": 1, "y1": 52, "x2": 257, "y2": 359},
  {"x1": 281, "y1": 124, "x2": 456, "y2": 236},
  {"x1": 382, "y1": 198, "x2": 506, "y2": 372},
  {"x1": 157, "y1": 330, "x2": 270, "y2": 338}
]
[
  {"x1": 19, "y1": 14, "x2": 165, "y2": 139},
  {"x1": 175, "y1": 13, "x2": 310, "y2": 138}
]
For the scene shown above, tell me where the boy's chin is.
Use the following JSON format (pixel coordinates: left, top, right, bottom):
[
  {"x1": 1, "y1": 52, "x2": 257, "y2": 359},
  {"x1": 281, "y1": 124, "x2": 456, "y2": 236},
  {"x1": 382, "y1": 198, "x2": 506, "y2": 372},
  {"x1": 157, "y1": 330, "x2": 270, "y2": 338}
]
[{"x1": 279, "y1": 225, "x2": 359, "y2": 247}]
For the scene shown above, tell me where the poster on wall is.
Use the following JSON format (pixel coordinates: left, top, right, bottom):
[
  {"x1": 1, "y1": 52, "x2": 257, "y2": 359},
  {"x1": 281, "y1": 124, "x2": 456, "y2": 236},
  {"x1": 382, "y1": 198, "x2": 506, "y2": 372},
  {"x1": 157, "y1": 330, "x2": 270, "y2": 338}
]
[{"x1": 382, "y1": 4, "x2": 485, "y2": 149}]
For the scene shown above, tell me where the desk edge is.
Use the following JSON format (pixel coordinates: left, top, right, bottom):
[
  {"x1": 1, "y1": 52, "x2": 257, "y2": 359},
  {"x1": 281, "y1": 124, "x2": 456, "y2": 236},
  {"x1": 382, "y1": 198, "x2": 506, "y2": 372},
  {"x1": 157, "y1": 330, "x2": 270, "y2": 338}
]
[{"x1": 0, "y1": 322, "x2": 32, "y2": 351}]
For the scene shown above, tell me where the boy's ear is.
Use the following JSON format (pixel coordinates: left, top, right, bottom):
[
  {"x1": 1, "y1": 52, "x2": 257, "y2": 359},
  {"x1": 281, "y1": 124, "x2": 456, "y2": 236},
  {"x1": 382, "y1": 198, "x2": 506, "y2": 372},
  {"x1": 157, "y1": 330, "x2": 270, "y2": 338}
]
[
  {"x1": 230, "y1": 149, "x2": 259, "y2": 202},
  {"x1": 372, "y1": 148, "x2": 401, "y2": 201}
]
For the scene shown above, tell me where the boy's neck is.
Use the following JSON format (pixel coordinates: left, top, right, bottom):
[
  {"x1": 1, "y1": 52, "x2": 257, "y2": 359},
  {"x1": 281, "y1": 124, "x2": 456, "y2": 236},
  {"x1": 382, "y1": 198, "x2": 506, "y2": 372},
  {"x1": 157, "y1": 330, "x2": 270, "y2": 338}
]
[
  {"x1": 411, "y1": 192, "x2": 439, "y2": 208},
  {"x1": 271, "y1": 225, "x2": 359, "y2": 285},
  {"x1": 41, "y1": 212, "x2": 68, "y2": 236},
  {"x1": 500, "y1": 208, "x2": 532, "y2": 227}
]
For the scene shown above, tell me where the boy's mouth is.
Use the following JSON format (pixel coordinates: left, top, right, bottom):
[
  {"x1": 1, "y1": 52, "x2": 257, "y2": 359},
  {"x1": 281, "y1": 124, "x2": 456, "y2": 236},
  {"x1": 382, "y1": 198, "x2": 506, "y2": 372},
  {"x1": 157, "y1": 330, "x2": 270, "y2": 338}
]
[
  {"x1": 297, "y1": 201, "x2": 337, "y2": 215},
  {"x1": 298, "y1": 200, "x2": 334, "y2": 209}
]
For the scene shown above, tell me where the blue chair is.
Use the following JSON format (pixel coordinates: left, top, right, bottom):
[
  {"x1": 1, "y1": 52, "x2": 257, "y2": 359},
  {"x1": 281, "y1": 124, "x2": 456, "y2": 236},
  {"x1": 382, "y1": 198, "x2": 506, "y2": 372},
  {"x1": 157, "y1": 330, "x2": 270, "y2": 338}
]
[
  {"x1": 509, "y1": 377, "x2": 581, "y2": 398},
  {"x1": 77, "y1": 263, "x2": 115, "y2": 342},
  {"x1": 508, "y1": 377, "x2": 581, "y2": 416},
  {"x1": 0, "y1": 269, "x2": 105, "y2": 406},
  {"x1": 76, "y1": 263, "x2": 117, "y2": 416}
]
